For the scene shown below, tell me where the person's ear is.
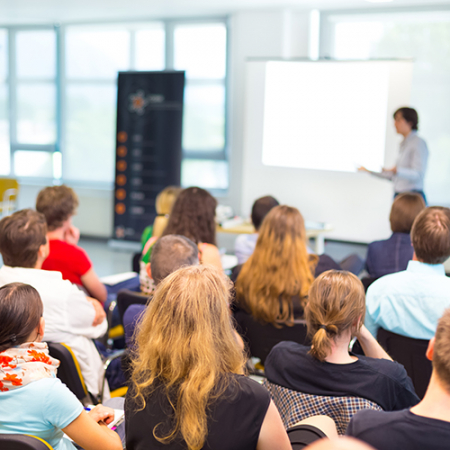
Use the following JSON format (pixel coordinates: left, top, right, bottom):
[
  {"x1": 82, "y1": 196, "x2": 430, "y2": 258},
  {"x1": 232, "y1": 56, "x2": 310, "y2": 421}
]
[
  {"x1": 146, "y1": 263, "x2": 152, "y2": 279},
  {"x1": 426, "y1": 337, "x2": 435, "y2": 361},
  {"x1": 38, "y1": 240, "x2": 49, "y2": 260},
  {"x1": 38, "y1": 317, "x2": 45, "y2": 340}
]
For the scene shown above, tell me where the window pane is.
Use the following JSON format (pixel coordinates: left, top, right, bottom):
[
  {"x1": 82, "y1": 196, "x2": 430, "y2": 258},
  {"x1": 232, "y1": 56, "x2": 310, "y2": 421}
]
[
  {"x1": 0, "y1": 30, "x2": 7, "y2": 82},
  {"x1": 0, "y1": 84, "x2": 10, "y2": 175},
  {"x1": 17, "y1": 83, "x2": 56, "y2": 144},
  {"x1": 64, "y1": 84, "x2": 116, "y2": 182},
  {"x1": 182, "y1": 159, "x2": 228, "y2": 190},
  {"x1": 66, "y1": 28, "x2": 130, "y2": 79},
  {"x1": 183, "y1": 83, "x2": 225, "y2": 151},
  {"x1": 330, "y1": 14, "x2": 450, "y2": 206},
  {"x1": 16, "y1": 30, "x2": 56, "y2": 79},
  {"x1": 135, "y1": 26, "x2": 165, "y2": 70},
  {"x1": 174, "y1": 24, "x2": 226, "y2": 79},
  {"x1": 14, "y1": 151, "x2": 53, "y2": 177}
]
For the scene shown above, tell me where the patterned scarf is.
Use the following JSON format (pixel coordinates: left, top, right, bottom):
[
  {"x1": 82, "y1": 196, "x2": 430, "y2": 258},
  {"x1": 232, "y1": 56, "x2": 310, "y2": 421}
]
[{"x1": 0, "y1": 342, "x2": 59, "y2": 392}]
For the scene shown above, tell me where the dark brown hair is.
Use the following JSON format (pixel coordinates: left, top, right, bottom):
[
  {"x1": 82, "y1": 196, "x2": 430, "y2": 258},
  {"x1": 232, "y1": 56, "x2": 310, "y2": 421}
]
[
  {"x1": 306, "y1": 270, "x2": 365, "y2": 362},
  {"x1": 36, "y1": 185, "x2": 79, "y2": 231},
  {"x1": 251, "y1": 195, "x2": 279, "y2": 230},
  {"x1": 411, "y1": 207, "x2": 450, "y2": 264},
  {"x1": 0, "y1": 283, "x2": 43, "y2": 352},
  {"x1": 394, "y1": 107, "x2": 419, "y2": 131},
  {"x1": 151, "y1": 235, "x2": 199, "y2": 285},
  {"x1": 0, "y1": 209, "x2": 47, "y2": 268},
  {"x1": 390, "y1": 192, "x2": 426, "y2": 233},
  {"x1": 162, "y1": 187, "x2": 217, "y2": 246}
]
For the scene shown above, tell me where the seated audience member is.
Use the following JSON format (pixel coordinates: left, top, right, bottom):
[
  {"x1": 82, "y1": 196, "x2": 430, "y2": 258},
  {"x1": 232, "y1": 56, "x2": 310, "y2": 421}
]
[
  {"x1": 139, "y1": 186, "x2": 182, "y2": 294},
  {"x1": 234, "y1": 195, "x2": 279, "y2": 264},
  {"x1": 0, "y1": 282, "x2": 121, "y2": 450},
  {"x1": 0, "y1": 209, "x2": 107, "y2": 399},
  {"x1": 365, "y1": 206, "x2": 450, "y2": 339},
  {"x1": 124, "y1": 234, "x2": 199, "y2": 346},
  {"x1": 305, "y1": 437, "x2": 375, "y2": 450},
  {"x1": 234, "y1": 205, "x2": 323, "y2": 325},
  {"x1": 125, "y1": 265, "x2": 292, "y2": 450},
  {"x1": 140, "y1": 186, "x2": 222, "y2": 294},
  {"x1": 36, "y1": 185, "x2": 107, "y2": 303},
  {"x1": 365, "y1": 192, "x2": 425, "y2": 279},
  {"x1": 265, "y1": 271, "x2": 419, "y2": 418},
  {"x1": 347, "y1": 307, "x2": 450, "y2": 450}
]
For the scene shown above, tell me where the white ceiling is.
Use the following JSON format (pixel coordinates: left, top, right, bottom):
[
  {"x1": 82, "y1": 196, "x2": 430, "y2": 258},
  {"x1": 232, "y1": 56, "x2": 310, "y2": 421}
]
[{"x1": 1, "y1": 0, "x2": 450, "y2": 25}]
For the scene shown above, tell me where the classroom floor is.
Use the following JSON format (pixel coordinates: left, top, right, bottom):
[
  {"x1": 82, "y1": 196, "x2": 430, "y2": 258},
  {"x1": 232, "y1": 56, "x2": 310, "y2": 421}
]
[{"x1": 80, "y1": 237, "x2": 368, "y2": 278}]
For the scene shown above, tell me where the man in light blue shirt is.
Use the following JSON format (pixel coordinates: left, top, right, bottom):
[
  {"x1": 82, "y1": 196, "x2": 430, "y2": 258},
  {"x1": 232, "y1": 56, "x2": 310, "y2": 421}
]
[{"x1": 366, "y1": 206, "x2": 450, "y2": 340}]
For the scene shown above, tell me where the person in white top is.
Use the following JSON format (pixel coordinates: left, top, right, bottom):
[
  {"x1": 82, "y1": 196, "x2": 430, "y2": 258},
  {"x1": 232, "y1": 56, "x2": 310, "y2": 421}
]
[
  {"x1": 359, "y1": 107, "x2": 429, "y2": 203},
  {"x1": 0, "y1": 209, "x2": 108, "y2": 399}
]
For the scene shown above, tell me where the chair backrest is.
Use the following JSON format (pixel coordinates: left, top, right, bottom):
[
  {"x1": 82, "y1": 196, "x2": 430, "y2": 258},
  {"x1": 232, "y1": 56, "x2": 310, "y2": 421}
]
[
  {"x1": 0, "y1": 435, "x2": 54, "y2": 450},
  {"x1": 47, "y1": 342, "x2": 92, "y2": 405},
  {"x1": 377, "y1": 328, "x2": 431, "y2": 399},
  {"x1": 263, "y1": 380, "x2": 382, "y2": 435},
  {"x1": 132, "y1": 252, "x2": 141, "y2": 273},
  {"x1": 116, "y1": 289, "x2": 150, "y2": 325},
  {"x1": 234, "y1": 310, "x2": 309, "y2": 364}
]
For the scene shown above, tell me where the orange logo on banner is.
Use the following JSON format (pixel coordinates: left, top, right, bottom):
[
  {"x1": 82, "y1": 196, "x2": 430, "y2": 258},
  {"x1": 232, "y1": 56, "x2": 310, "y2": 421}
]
[
  {"x1": 117, "y1": 146, "x2": 127, "y2": 157},
  {"x1": 117, "y1": 131, "x2": 128, "y2": 143},
  {"x1": 117, "y1": 160, "x2": 127, "y2": 171},
  {"x1": 116, "y1": 174, "x2": 126, "y2": 186},
  {"x1": 115, "y1": 203, "x2": 126, "y2": 215},
  {"x1": 116, "y1": 189, "x2": 126, "y2": 200}
]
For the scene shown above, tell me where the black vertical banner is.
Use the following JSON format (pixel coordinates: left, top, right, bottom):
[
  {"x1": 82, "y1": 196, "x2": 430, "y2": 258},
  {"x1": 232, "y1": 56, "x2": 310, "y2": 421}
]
[{"x1": 113, "y1": 71, "x2": 185, "y2": 242}]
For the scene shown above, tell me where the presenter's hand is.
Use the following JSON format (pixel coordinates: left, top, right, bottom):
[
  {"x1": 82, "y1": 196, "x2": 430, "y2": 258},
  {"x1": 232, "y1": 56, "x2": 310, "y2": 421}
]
[
  {"x1": 357, "y1": 166, "x2": 370, "y2": 173},
  {"x1": 88, "y1": 405, "x2": 115, "y2": 425},
  {"x1": 64, "y1": 225, "x2": 80, "y2": 245},
  {"x1": 382, "y1": 166, "x2": 397, "y2": 174}
]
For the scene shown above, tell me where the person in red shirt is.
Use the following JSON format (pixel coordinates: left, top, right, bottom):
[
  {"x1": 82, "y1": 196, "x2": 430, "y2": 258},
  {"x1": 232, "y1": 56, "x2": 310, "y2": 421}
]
[{"x1": 36, "y1": 185, "x2": 107, "y2": 303}]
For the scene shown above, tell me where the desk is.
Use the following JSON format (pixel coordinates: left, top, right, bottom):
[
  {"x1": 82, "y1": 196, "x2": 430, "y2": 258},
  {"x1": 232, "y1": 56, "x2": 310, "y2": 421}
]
[{"x1": 217, "y1": 221, "x2": 332, "y2": 255}]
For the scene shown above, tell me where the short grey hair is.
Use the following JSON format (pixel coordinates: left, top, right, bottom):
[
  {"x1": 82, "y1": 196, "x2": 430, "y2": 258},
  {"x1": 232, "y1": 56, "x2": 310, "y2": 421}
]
[{"x1": 150, "y1": 235, "x2": 199, "y2": 285}]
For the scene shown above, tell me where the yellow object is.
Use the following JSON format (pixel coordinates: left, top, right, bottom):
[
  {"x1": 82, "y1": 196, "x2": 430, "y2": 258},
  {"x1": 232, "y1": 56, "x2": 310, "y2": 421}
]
[
  {"x1": 108, "y1": 325, "x2": 124, "y2": 340},
  {"x1": 0, "y1": 178, "x2": 19, "y2": 217},
  {"x1": 110, "y1": 386, "x2": 128, "y2": 398},
  {"x1": 25, "y1": 435, "x2": 54, "y2": 449}
]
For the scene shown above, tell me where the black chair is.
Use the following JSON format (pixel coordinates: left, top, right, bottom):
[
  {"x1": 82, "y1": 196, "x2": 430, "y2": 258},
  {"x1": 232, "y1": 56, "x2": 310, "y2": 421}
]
[
  {"x1": 361, "y1": 276, "x2": 379, "y2": 292},
  {"x1": 132, "y1": 252, "x2": 141, "y2": 273},
  {"x1": 0, "y1": 435, "x2": 54, "y2": 450},
  {"x1": 116, "y1": 289, "x2": 150, "y2": 325},
  {"x1": 234, "y1": 310, "x2": 309, "y2": 365},
  {"x1": 47, "y1": 342, "x2": 94, "y2": 405},
  {"x1": 377, "y1": 328, "x2": 432, "y2": 399}
]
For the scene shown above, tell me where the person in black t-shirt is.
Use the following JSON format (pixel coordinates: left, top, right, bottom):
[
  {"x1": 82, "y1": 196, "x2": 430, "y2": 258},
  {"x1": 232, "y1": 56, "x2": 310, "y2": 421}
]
[
  {"x1": 265, "y1": 270, "x2": 419, "y2": 421},
  {"x1": 347, "y1": 307, "x2": 450, "y2": 450},
  {"x1": 125, "y1": 265, "x2": 292, "y2": 450}
]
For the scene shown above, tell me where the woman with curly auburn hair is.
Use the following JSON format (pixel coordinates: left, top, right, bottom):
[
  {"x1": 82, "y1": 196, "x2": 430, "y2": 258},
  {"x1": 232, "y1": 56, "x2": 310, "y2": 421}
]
[
  {"x1": 125, "y1": 265, "x2": 291, "y2": 450},
  {"x1": 235, "y1": 205, "x2": 318, "y2": 326}
]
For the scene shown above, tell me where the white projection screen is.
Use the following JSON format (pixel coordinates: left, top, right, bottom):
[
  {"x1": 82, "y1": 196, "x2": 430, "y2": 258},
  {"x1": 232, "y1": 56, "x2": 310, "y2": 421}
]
[
  {"x1": 241, "y1": 60, "x2": 413, "y2": 243},
  {"x1": 262, "y1": 61, "x2": 390, "y2": 172}
]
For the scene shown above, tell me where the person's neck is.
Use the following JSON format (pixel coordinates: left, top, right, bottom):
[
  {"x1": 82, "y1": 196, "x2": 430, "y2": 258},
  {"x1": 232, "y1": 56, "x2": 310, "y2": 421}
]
[
  {"x1": 402, "y1": 129, "x2": 413, "y2": 139},
  {"x1": 411, "y1": 373, "x2": 450, "y2": 423},
  {"x1": 47, "y1": 228, "x2": 66, "y2": 241},
  {"x1": 324, "y1": 331, "x2": 356, "y2": 364}
]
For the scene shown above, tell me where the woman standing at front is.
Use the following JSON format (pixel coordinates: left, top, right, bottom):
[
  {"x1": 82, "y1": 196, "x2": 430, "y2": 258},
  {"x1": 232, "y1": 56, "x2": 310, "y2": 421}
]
[{"x1": 360, "y1": 107, "x2": 429, "y2": 202}]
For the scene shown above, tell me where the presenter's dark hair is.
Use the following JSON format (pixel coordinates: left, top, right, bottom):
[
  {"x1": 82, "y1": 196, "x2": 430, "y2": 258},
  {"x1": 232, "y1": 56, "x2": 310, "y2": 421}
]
[
  {"x1": 251, "y1": 196, "x2": 280, "y2": 230},
  {"x1": 0, "y1": 283, "x2": 43, "y2": 352},
  {"x1": 0, "y1": 209, "x2": 47, "y2": 268},
  {"x1": 394, "y1": 107, "x2": 419, "y2": 130},
  {"x1": 162, "y1": 187, "x2": 217, "y2": 246},
  {"x1": 390, "y1": 192, "x2": 426, "y2": 234},
  {"x1": 411, "y1": 207, "x2": 450, "y2": 264}
]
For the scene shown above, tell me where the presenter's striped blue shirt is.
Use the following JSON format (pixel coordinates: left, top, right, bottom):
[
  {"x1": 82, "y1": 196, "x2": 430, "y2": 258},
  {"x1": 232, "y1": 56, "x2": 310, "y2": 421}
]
[{"x1": 365, "y1": 260, "x2": 450, "y2": 340}]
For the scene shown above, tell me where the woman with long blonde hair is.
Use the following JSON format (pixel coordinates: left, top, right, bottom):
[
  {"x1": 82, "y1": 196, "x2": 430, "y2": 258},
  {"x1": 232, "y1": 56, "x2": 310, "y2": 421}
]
[
  {"x1": 264, "y1": 270, "x2": 419, "y2": 422},
  {"x1": 125, "y1": 265, "x2": 291, "y2": 450},
  {"x1": 235, "y1": 205, "x2": 318, "y2": 326}
]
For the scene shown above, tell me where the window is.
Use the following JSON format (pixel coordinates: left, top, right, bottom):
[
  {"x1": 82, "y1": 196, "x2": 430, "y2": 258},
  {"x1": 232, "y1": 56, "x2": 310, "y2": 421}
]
[
  {"x1": 322, "y1": 9, "x2": 450, "y2": 205},
  {"x1": 2, "y1": 20, "x2": 228, "y2": 191}
]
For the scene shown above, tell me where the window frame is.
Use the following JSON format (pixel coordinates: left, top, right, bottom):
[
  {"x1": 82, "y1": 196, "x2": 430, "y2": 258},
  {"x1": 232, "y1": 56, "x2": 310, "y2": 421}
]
[{"x1": 1, "y1": 17, "x2": 229, "y2": 192}]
